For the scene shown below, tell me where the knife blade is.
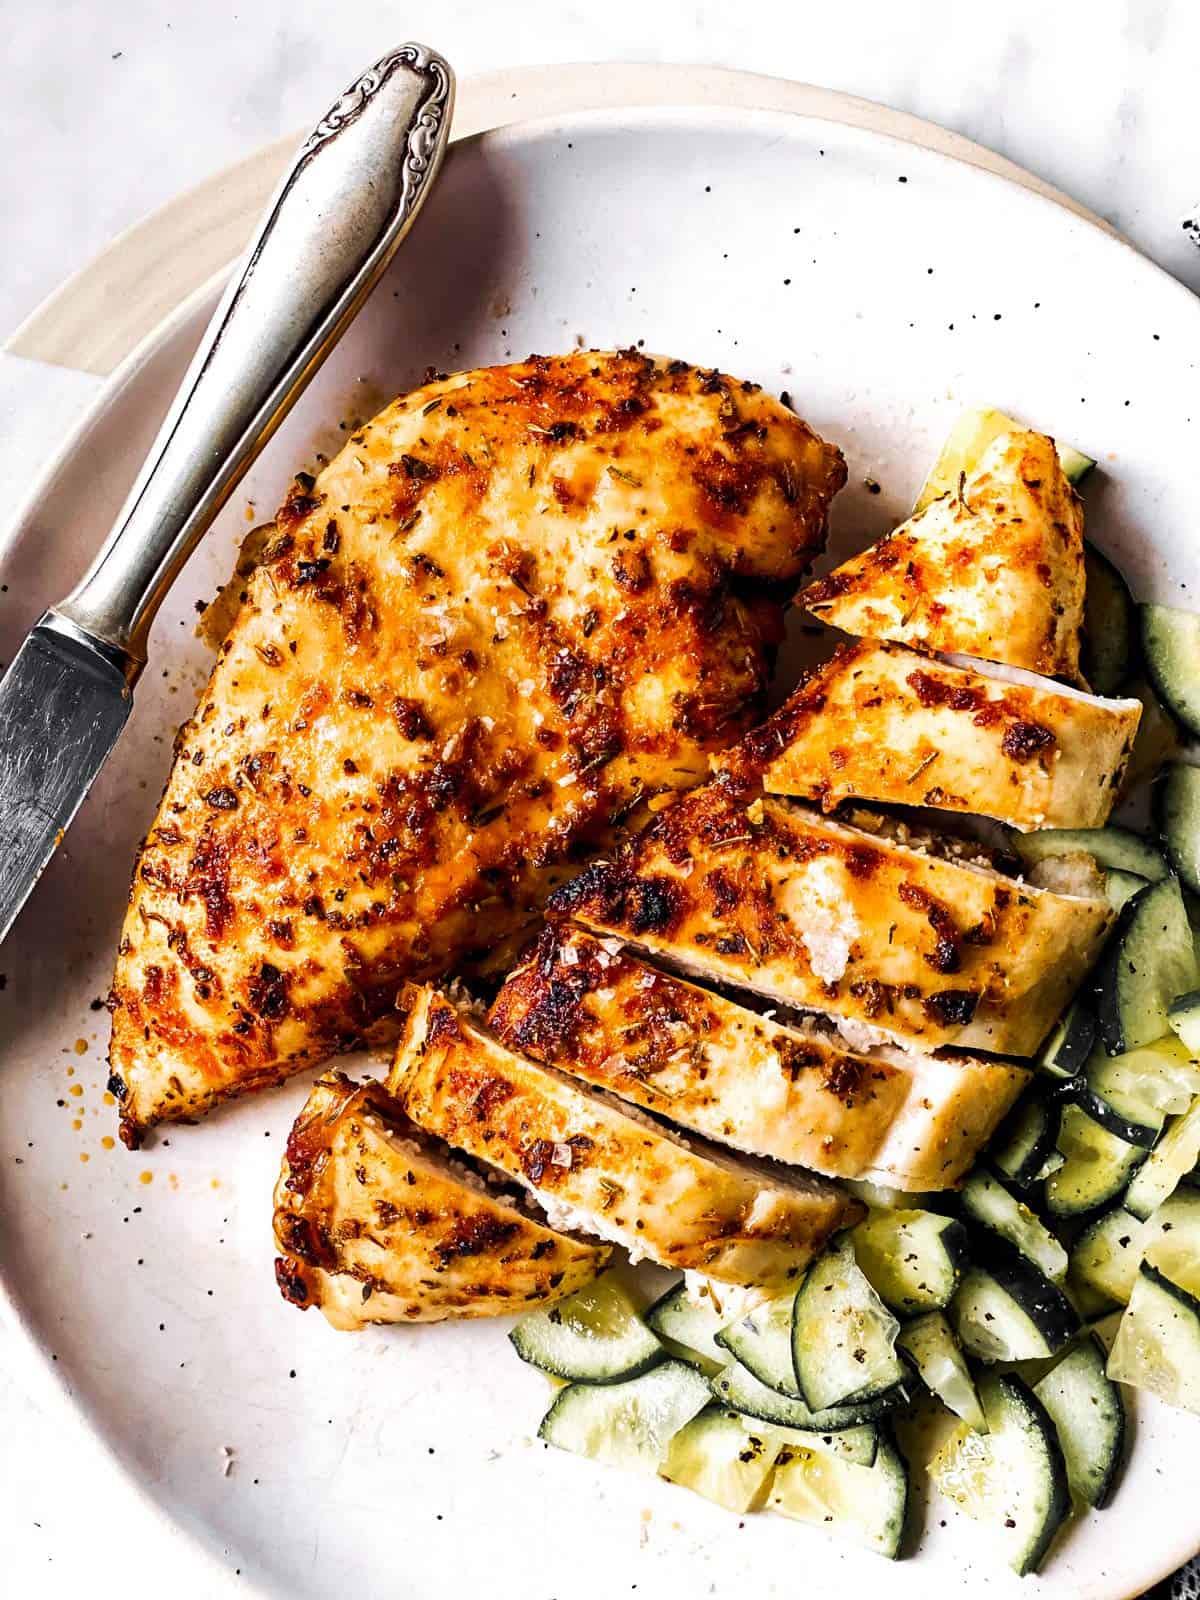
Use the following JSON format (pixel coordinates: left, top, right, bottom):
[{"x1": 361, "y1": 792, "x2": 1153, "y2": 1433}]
[
  {"x1": 0, "y1": 43, "x2": 453, "y2": 947},
  {"x1": 0, "y1": 621, "x2": 130, "y2": 943}
]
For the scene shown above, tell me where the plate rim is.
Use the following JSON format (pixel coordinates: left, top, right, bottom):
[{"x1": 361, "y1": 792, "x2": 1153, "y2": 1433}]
[
  {"x1": 4, "y1": 96, "x2": 1200, "y2": 1600},
  {"x1": 5, "y1": 58, "x2": 1124, "y2": 379}
]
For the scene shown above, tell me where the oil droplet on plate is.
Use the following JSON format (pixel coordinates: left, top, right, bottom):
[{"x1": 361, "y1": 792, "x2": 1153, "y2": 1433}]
[
  {"x1": 79, "y1": 1152, "x2": 89, "y2": 1163},
  {"x1": 71, "y1": 1119, "x2": 82, "y2": 1131},
  {"x1": 69, "y1": 1083, "x2": 83, "y2": 1098},
  {"x1": 139, "y1": 1171, "x2": 153, "y2": 1186},
  {"x1": 74, "y1": 1038, "x2": 88, "y2": 1055},
  {"x1": 103, "y1": 1092, "x2": 115, "y2": 1107},
  {"x1": 101, "y1": 1136, "x2": 115, "y2": 1150},
  {"x1": 66, "y1": 1065, "x2": 75, "y2": 1077},
  {"x1": 210, "y1": 1178, "x2": 220, "y2": 1189}
]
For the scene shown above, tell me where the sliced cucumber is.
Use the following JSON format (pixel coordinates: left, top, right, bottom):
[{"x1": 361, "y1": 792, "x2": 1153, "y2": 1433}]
[
  {"x1": 1140, "y1": 1188, "x2": 1200, "y2": 1272},
  {"x1": 1082, "y1": 544, "x2": 1137, "y2": 696},
  {"x1": 711, "y1": 1360, "x2": 903, "y2": 1433},
  {"x1": 768, "y1": 1430, "x2": 909, "y2": 1559},
  {"x1": 1068, "y1": 1208, "x2": 1144, "y2": 1316},
  {"x1": 538, "y1": 1358, "x2": 710, "y2": 1471},
  {"x1": 929, "y1": 1373, "x2": 1071, "y2": 1575},
  {"x1": 896, "y1": 1311, "x2": 986, "y2": 1432},
  {"x1": 1033, "y1": 1335, "x2": 1126, "y2": 1509},
  {"x1": 850, "y1": 1208, "x2": 967, "y2": 1317},
  {"x1": 659, "y1": 1404, "x2": 783, "y2": 1511},
  {"x1": 913, "y1": 406, "x2": 1092, "y2": 514},
  {"x1": 1012, "y1": 825, "x2": 1167, "y2": 883},
  {"x1": 792, "y1": 1240, "x2": 906, "y2": 1410},
  {"x1": 762, "y1": 1419, "x2": 880, "y2": 1468},
  {"x1": 1169, "y1": 989, "x2": 1200, "y2": 1053},
  {"x1": 1079, "y1": 1046, "x2": 1170, "y2": 1149},
  {"x1": 990, "y1": 1094, "x2": 1060, "y2": 1190},
  {"x1": 960, "y1": 1170, "x2": 1068, "y2": 1282},
  {"x1": 1036, "y1": 999, "x2": 1096, "y2": 1082},
  {"x1": 510, "y1": 1274, "x2": 664, "y2": 1383},
  {"x1": 715, "y1": 1290, "x2": 800, "y2": 1398},
  {"x1": 1108, "y1": 1258, "x2": 1200, "y2": 1416},
  {"x1": 1045, "y1": 1103, "x2": 1146, "y2": 1217},
  {"x1": 1124, "y1": 1096, "x2": 1200, "y2": 1219},
  {"x1": 1142, "y1": 602, "x2": 1200, "y2": 739},
  {"x1": 1089, "y1": 1036, "x2": 1200, "y2": 1118},
  {"x1": 1094, "y1": 876, "x2": 1199, "y2": 1053},
  {"x1": 645, "y1": 1282, "x2": 728, "y2": 1369},
  {"x1": 951, "y1": 1239, "x2": 1079, "y2": 1362},
  {"x1": 1105, "y1": 869, "x2": 1150, "y2": 913},
  {"x1": 1159, "y1": 764, "x2": 1200, "y2": 895}
]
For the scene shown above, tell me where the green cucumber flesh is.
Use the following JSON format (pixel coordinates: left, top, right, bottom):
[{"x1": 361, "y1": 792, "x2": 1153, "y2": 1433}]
[
  {"x1": 768, "y1": 1430, "x2": 909, "y2": 1559},
  {"x1": 538, "y1": 1358, "x2": 710, "y2": 1471},
  {"x1": 510, "y1": 1273, "x2": 664, "y2": 1383},
  {"x1": 792, "y1": 1240, "x2": 906, "y2": 1411},
  {"x1": 1033, "y1": 1335, "x2": 1126, "y2": 1509},
  {"x1": 896, "y1": 1310, "x2": 986, "y2": 1432}
]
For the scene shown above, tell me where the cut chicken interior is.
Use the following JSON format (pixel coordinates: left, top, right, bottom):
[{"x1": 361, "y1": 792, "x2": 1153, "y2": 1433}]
[
  {"x1": 718, "y1": 639, "x2": 1141, "y2": 830},
  {"x1": 108, "y1": 350, "x2": 846, "y2": 1146},
  {"x1": 387, "y1": 985, "x2": 862, "y2": 1289},
  {"x1": 546, "y1": 781, "x2": 1112, "y2": 1056},
  {"x1": 801, "y1": 429, "x2": 1085, "y2": 680},
  {"x1": 273, "y1": 1072, "x2": 608, "y2": 1329},
  {"x1": 490, "y1": 925, "x2": 1029, "y2": 1189}
]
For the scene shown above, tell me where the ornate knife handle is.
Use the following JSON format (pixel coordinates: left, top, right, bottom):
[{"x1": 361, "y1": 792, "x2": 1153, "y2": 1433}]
[{"x1": 47, "y1": 43, "x2": 454, "y2": 679}]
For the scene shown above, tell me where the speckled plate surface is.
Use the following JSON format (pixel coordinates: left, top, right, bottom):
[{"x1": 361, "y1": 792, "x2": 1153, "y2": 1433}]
[{"x1": 2, "y1": 104, "x2": 1199, "y2": 1600}]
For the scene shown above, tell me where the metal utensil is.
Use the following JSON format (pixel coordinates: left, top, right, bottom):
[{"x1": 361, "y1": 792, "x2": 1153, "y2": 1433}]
[{"x1": 0, "y1": 42, "x2": 454, "y2": 946}]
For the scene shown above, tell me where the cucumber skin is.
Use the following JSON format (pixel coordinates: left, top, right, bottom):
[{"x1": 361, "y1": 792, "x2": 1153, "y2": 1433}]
[
  {"x1": 1142, "y1": 604, "x2": 1200, "y2": 740},
  {"x1": 1093, "y1": 878, "x2": 1187, "y2": 1055},
  {"x1": 967, "y1": 1232, "x2": 1080, "y2": 1354},
  {"x1": 1159, "y1": 764, "x2": 1200, "y2": 896},
  {"x1": 986, "y1": 1374, "x2": 1073, "y2": 1576}
]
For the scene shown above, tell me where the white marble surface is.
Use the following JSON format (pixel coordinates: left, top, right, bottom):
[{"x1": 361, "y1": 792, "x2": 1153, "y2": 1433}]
[{"x1": 2, "y1": 3, "x2": 1198, "y2": 1595}]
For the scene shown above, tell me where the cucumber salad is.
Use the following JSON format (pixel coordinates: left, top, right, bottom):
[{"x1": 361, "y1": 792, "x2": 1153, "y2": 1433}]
[{"x1": 504, "y1": 410, "x2": 1200, "y2": 1577}]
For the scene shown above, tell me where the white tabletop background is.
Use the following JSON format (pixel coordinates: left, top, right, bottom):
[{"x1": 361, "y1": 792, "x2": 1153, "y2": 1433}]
[{"x1": 2, "y1": 1, "x2": 1197, "y2": 1593}]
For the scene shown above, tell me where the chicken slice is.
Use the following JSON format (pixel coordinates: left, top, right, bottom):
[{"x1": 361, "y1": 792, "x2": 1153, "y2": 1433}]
[
  {"x1": 546, "y1": 781, "x2": 1112, "y2": 1056},
  {"x1": 489, "y1": 925, "x2": 1029, "y2": 1190},
  {"x1": 108, "y1": 351, "x2": 846, "y2": 1146},
  {"x1": 802, "y1": 430, "x2": 1085, "y2": 679},
  {"x1": 718, "y1": 639, "x2": 1141, "y2": 830},
  {"x1": 273, "y1": 1072, "x2": 608, "y2": 1329},
  {"x1": 387, "y1": 985, "x2": 862, "y2": 1290}
]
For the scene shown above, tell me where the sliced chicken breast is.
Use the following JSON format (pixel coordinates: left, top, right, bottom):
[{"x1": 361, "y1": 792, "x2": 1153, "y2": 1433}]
[
  {"x1": 491, "y1": 925, "x2": 1029, "y2": 1188},
  {"x1": 109, "y1": 350, "x2": 846, "y2": 1146},
  {"x1": 802, "y1": 430, "x2": 1085, "y2": 680},
  {"x1": 546, "y1": 782, "x2": 1112, "y2": 1056},
  {"x1": 273, "y1": 1072, "x2": 608, "y2": 1328},
  {"x1": 718, "y1": 640, "x2": 1141, "y2": 830},
  {"x1": 388, "y1": 986, "x2": 862, "y2": 1289}
]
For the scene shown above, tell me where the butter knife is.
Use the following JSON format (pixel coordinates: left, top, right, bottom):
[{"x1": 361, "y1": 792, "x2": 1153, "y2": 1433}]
[{"x1": 0, "y1": 42, "x2": 454, "y2": 945}]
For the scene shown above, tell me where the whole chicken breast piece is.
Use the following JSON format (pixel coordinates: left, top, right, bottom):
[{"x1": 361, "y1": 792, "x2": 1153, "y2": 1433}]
[
  {"x1": 273, "y1": 1072, "x2": 608, "y2": 1329},
  {"x1": 489, "y1": 925, "x2": 1028, "y2": 1190},
  {"x1": 546, "y1": 781, "x2": 1112, "y2": 1057},
  {"x1": 388, "y1": 986, "x2": 862, "y2": 1291},
  {"x1": 109, "y1": 350, "x2": 846, "y2": 1146},
  {"x1": 802, "y1": 430, "x2": 1085, "y2": 680}
]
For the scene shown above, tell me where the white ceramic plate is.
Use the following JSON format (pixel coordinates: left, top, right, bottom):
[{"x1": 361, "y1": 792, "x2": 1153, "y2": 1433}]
[{"x1": 2, "y1": 104, "x2": 1199, "y2": 1600}]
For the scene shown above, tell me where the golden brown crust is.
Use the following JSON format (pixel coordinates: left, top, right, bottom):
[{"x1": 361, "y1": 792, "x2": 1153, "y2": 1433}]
[
  {"x1": 546, "y1": 782, "x2": 1112, "y2": 1056},
  {"x1": 718, "y1": 640, "x2": 1141, "y2": 830},
  {"x1": 489, "y1": 925, "x2": 1028, "y2": 1188},
  {"x1": 109, "y1": 351, "x2": 846, "y2": 1144},
  {"x1": 802, "y1": 431, "x2": 1085, "y2": 679},
  {"x1": 272, "y1": 1072, "x2": 607, "y2": 1328},
  {"x1": 388, "y1": 987, "x2": 861, "y2": 1289}
]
